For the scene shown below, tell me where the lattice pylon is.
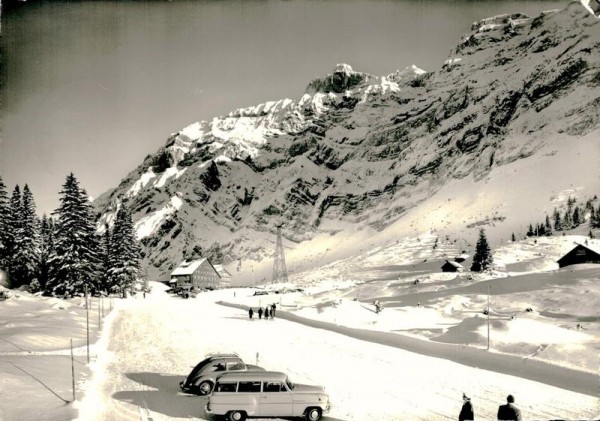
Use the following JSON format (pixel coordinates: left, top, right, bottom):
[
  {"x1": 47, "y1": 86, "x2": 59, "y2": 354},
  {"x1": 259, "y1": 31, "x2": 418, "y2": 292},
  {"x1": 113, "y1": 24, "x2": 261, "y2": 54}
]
[{"x1": 272, "y1": 225, "x2": 289, "y2": 283}]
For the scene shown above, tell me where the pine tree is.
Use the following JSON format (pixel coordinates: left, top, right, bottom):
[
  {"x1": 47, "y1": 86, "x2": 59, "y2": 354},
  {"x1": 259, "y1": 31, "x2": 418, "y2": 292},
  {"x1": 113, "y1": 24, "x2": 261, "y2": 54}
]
[
  {"x1": 563, "y1": 209, "x2": 572, "y2": 230},
  {"x1": 38, "y1": 215, "x2": 56, "y2": 292},
  {"x1": 553, "y1": 208, "x2": 563, "y2": 231},
  {"x1": 11, "y1": 185, "x2": 40, "y2": 287},
  {"x1": 544, "y1": 215, "x2": 553, "y2": 236},
  {"x1": 526, "y1": 224, "x2": 534, "y2": 237},
  {"x1": 0, "y1": 176, "x2": 10, "y2": 273},
  {"x1": 572, "y1": 206, "x2": 581, "y2": 227},
  {"x1": 536, "y1": 223, "x2": 545, "y2": 237},
  {"x1": 471, "y1": 229, "x2": 493, "y2": 272},
  {"x1": 6, "y1": 186, "x2": 23, "y2": 287},
  {"x1": 107, "y1": 203, "x2": 140, "y2": 296},
  {"x1": 591, "y1": 206, "x2": 600, "y2": 229},
  {"x1": 511, "y1": 232, "x2": 516, "y2": 242},
  {"x1": 589, "y1": 230, "x2": 595, "y2": 239},
  {"x1": 47, "y1": 174, "x2": 99, "y2": 297},
  {"x1": 585, "y1": 199, "x2": 594, "y2": 214}
]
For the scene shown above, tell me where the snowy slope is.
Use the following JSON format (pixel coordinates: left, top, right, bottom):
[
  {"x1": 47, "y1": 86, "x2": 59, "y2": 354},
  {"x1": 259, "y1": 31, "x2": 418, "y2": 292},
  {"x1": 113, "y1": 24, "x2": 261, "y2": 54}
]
[
  {"x1": 94, "y1": 2, "x2": 600, "y2": 282},
  {"x1": 76, "y1": 288, "x2": 599, "y2": 421}
]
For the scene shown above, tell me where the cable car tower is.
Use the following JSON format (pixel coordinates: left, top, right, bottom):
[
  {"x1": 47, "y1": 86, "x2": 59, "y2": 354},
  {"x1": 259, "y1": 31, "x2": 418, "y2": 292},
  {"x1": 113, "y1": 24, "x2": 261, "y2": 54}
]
[{"x1": 272, "y1": 225, "x2": 289, "y2": 283}]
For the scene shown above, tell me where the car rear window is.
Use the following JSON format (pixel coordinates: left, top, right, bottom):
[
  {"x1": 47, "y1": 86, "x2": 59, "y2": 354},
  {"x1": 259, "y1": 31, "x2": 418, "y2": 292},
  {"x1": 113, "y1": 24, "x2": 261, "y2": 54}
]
[{"x1": 238, "y1": 381, "x2": 261, "y2": 392}]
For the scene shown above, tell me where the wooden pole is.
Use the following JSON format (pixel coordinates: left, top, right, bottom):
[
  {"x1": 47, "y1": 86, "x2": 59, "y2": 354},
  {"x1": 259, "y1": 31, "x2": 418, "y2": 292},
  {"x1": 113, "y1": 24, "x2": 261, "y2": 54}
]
[
  {"x1": 487, "y1": 284, "x2": 490, "y2": 351},
  {"x1": 70, "y1": 339, "x2": 76, "y2": 402},
  {"x1": 98, "y1": 296, "x2": 101, "y2": 330},
  {"x1": 85, "y1": 286, "x2": 90, "y2": 363}
]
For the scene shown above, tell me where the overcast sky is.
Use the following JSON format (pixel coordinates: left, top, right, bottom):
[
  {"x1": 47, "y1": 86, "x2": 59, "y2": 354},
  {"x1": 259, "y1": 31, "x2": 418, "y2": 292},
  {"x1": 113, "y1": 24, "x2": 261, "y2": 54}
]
[{"x1": 0, "y1": 0, "x2": 566, "y2": 215}]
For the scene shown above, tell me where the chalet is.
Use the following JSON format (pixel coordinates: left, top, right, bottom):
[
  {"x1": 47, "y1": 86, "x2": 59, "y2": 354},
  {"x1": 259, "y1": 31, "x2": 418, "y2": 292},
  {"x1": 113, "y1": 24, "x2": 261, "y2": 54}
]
[
  {"x1": 213, "y1": 264, "x2": 233, "y2": 286},
  {"x1": 441, "y1": 260, "x2": 464, "y2": 272},
  {"x1": 557, "y1": 243, "x2": 600, "y2": 268},
  {"x1": 170, "y1": 258, "x2": 221, "y2": 291}
]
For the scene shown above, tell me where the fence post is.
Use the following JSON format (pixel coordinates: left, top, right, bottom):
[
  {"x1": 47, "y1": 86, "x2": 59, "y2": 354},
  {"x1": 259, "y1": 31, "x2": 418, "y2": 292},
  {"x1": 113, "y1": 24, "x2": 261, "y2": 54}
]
[
  {"x1": 71, "y1": 339, "x2": 76, "y2": 402},
  {"x1": 85, "y1": 286, "x2": 90, "y2": 364}
]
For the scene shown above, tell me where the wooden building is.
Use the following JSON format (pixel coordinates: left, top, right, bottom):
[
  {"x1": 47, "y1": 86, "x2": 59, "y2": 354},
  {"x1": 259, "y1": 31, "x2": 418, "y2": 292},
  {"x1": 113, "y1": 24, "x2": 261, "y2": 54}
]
[
  {"x1": 441, "y1": 260, "x2": 464, "y2": 272},
  {"x1": 170, "y1": 258, "x2": 222, "y2": 291},
  {"x1": 213, "y1": 265, "x2": 232, "y2": 286},
  {"x1": 557, "y1": 243, "x2": 600, "y2": 268}
]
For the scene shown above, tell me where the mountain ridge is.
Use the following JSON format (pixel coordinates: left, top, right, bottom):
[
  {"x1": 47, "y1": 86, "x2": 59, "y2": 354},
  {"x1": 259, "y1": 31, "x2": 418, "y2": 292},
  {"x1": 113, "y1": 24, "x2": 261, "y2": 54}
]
[{"x1": 94, "y1": 1, "x2": 600, "y2": 282}]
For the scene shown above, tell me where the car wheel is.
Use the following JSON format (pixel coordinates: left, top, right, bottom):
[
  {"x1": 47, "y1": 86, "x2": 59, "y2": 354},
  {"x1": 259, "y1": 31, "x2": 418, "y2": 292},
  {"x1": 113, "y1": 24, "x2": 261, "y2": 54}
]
[
  {"x1": 227, "y1": 410, "x2": 246, "y2": 421},
  {"x1": 198, "y1": 380, "x2": 214, "y2": 395},
  {"x1": 305, "y1": 407, "x2": 322, "y2": 421}
]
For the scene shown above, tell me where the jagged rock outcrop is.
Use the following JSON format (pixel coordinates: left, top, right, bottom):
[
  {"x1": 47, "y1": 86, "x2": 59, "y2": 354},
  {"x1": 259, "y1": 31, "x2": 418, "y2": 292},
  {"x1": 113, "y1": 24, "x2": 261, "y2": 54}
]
[{"x1": 94, "y1": 2, "x2": 600, "y2": 280}]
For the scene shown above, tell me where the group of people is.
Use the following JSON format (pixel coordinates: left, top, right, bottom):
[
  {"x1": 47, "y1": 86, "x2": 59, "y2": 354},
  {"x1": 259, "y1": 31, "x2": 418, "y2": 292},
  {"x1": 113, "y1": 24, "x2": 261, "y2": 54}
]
[
  {"x1": 248, "y1": 303, "x2": 276, "y2": 320},
  {"x1": 460, "y1": 393, "x2": 522, "y2": 421}
]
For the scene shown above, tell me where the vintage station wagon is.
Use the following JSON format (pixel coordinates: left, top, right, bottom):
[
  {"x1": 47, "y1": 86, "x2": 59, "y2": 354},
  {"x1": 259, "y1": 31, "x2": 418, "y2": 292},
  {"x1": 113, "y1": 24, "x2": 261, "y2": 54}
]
[{"x1": 206, "y1": 371, "x2": 330, "y2": 421}]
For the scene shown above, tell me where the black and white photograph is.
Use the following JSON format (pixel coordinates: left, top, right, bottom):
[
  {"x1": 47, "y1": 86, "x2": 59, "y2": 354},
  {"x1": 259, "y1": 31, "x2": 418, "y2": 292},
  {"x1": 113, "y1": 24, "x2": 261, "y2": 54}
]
[{"x1": 0, "y1": 0, "x2": 599, "y2": 420}]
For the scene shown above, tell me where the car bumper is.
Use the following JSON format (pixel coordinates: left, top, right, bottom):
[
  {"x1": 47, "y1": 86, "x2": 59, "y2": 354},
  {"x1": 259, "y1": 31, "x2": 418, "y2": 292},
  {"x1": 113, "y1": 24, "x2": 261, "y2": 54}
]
[{"x1": 179, "y1": 380, "x2": 191, "y2": 392}]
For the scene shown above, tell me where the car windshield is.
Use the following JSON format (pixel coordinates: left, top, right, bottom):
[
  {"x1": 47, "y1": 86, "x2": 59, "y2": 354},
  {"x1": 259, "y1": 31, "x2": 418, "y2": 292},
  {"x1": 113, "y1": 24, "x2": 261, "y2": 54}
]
[{"x1": 285, "y1": 378, "x2": 295, "y2": 390}]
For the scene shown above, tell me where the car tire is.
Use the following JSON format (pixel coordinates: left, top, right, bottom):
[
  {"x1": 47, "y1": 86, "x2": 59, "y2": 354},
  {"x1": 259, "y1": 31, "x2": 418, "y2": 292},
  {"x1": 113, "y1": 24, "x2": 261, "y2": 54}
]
[
  {"x1": 198, "y1": 380, "x2": 214, "y2": 396},
  {"x1": 305, "y1": 407, "x2": 322, "y2": 421},
  {"x1": 227, "y1": 410, "x2": 246, "y2": 421}
]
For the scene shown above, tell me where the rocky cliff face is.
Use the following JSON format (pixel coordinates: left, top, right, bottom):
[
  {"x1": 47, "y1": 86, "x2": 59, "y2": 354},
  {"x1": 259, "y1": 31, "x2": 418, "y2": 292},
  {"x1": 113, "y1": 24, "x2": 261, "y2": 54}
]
[{"x1": 94, "y1": 2, "x2": 600, "y2": 281}]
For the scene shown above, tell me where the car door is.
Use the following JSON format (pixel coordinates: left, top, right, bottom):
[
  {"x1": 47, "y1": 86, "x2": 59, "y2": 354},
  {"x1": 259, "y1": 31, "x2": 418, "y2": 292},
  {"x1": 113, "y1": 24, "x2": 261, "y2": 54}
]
[{"x1": 259, "y1": 381, "x2": 293, "y2": 417}]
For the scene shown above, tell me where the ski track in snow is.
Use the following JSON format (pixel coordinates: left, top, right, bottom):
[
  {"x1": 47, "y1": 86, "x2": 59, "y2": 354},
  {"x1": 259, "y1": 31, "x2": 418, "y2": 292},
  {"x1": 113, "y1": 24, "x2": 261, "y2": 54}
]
[{"x1": 76, "y1": 290, "x2": 599, "y2": 421}]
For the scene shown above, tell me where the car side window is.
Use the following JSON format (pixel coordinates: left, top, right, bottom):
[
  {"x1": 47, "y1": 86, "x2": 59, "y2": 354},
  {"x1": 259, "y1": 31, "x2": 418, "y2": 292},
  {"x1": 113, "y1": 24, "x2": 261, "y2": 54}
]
[
  {"x1": 263, "y1": 382, "x2": 285, "y2": 392},
  {"x1": 228, "y1": 362, "x2": 245, "y2": 371},
  {"x1": 238, "y1": 381, "x2": 261, "y2": 392},
  {"x1": 215, "y1": 382, "x2": 237, "y2": 393}
]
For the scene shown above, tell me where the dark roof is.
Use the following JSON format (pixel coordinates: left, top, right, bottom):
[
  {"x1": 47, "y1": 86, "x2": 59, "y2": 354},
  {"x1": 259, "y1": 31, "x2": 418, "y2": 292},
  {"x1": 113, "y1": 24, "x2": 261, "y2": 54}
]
[
  {"x1": 557, "y1": 242, "x2": 600, "y2": 263},
  {"x1": 442, "y1": 260, "x2": 464, "y2": 269}
]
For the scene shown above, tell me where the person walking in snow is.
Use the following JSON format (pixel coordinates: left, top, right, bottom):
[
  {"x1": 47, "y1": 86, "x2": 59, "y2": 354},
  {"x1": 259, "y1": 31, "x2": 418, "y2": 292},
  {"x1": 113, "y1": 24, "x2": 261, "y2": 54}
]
[
  {"x1": 271, "y1": 303, "x2": 276, "y2": 318},
  {"x1": 497, "y1": 395, "x2": 521, "y2": 421},
  {"x1": 459, "y1": 393, "x2": 474, "y2": 421},
  {"x1": 258, "y1": 307, "x2": 263, "y2": 319},
  {"x1": 249, "y1": 308, "x2": 254, "y2": 319},
  {"x1": 264, "y1": 306, "x2": 270, "y2": 319}
]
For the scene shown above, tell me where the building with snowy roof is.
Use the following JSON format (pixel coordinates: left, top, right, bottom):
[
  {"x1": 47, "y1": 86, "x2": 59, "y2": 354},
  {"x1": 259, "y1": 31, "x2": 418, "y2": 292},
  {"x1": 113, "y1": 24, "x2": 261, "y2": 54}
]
[
  {"x1": 441, "y1": 260, "x2": 464, "y2": 272},
  {"x1": 213, "y1": 265, "x2": 232, "y2": 286},
  {"x1": 557, "y1": 242, "x2": 600, "y2": 268},
  {"x1": 170, "y1": 258, "x2": 221, "y2": 291}
]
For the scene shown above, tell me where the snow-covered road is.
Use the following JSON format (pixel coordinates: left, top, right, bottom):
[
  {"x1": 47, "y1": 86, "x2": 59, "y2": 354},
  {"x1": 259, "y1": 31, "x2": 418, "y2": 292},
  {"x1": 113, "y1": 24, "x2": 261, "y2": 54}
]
[{"x1": 77, "y1": 290, "x2": 599, "y2": 421}]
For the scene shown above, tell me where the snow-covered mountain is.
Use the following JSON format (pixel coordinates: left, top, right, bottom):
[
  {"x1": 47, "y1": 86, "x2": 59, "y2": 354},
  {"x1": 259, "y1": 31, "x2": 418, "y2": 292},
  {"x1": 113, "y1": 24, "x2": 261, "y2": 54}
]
[{"x1": 94, "y1": 2, "x2": 600, "y2": 282}]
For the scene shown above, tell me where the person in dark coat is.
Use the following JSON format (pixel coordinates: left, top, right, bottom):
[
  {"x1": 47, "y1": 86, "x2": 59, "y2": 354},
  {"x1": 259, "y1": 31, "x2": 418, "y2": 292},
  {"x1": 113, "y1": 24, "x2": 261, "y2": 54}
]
[
  {"x1": 497, "y1": 395, "x2": 521, "y2": 421},
  {"x1": 248, "y1": 308, "x2": 254, "y2": 319},
  {"x1": 459, "y1": 393, "x2": 474, "y2": 421},
  {"x1": 258, "y1": 307, "x2": 263, "y2": 319},
  {"x1": 271, "y1": 303, "x2": 276, "y2": 318},
  {"x1": 264, "y1": 306, "x2": 270, "y2": 319}
]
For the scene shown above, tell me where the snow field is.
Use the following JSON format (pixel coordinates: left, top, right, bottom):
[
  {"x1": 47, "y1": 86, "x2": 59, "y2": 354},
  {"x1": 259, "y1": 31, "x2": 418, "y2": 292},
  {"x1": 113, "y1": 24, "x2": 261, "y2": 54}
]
[{"x1": 77, "y1": 288, "x2": 599, "y2": 421}]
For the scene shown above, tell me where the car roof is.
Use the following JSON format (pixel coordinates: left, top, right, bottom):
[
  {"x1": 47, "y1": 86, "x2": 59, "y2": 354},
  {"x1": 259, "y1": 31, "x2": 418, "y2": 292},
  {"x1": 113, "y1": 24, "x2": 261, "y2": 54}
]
[
  {"x1": 216, "y1": 371, "x2": 288, "y2": 382},
  {"x1": 208, "y1": 353, "x2": 240, "y2": 360}
]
